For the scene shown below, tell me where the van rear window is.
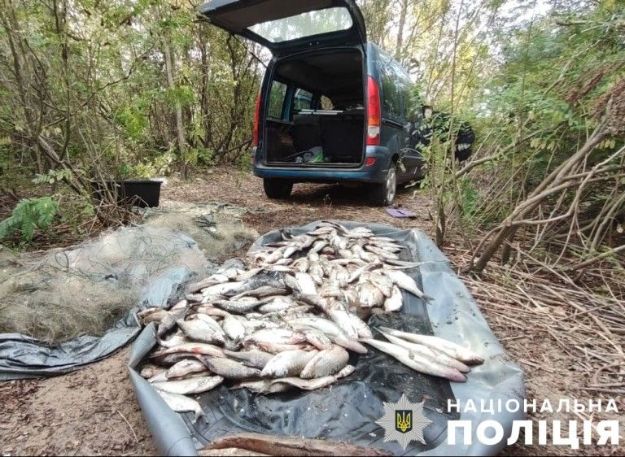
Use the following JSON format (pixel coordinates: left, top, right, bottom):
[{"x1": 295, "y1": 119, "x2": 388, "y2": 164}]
[
  {"x1": 268, "y1": 81, "x2": 287, "y2": 119},
  {"x1": 249, "y1": 7, "x2": 353, "y2": 43}
]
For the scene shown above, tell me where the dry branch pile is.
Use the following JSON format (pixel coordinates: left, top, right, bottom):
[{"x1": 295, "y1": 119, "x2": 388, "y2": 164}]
[{"x1": 456, "y1": 248, "x2": 625, "y2": 397}]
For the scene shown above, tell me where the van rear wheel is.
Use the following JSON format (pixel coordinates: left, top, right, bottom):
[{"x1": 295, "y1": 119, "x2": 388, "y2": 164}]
[
  {"x1": 370, "y1": 165, "x2": 397, "y2": 206},
  {"x1": 263, "y1": 178, "x2": 293, "y2": 199}
]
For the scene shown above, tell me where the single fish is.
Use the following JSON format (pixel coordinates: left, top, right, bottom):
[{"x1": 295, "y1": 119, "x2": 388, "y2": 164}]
[
  {"x1": 200, "y1": 356, "x2": 262, "y2": 380},
  {"x1": 177, "y1": 319, "x2": 225, "y2": 345},
  {"x1": 300, "y1": 346, "x2": 350, "y2": 379},
  {"x1": 231, "y1": 379, "x2": 293, "y2": 394},
  {"x1": 213, "y1": 299, "x2": 261, "y2": 314},
  {"x1": 383, "y1": 286, "x2": 403, "y2": 312},
  {"x1": 157, "y1": 333, "x2": 187, "y2": 349},
  {"x1": 255, "y1": 341, "x2": 310, "y2": 354},
  {"x1": 347, "y1": 313, "x2": 373, "y2": 339},
  {"x1": 244, "y1": 328, "x2": 306, "y2": 347},
  {"x1": 138, "y1": 308, "x2": 170, "y2": 325},
  {"x1": 271, "y1": 364, "x2": 355, "y2": 391},
  {"x1": 356, "y1": 282, "x2": 385, "y2": 308},
  {"x1": 326, "y1": 304, "x2": 358, "y2": 340},
  {"x1": 301, "y1": 328, "x2": 333, "y2": 350},
  {"x1": 153, "y1": 375, "x2": 224, "y2": 395},
  {"x1": 378, "y1": 327, "x2": 484, "y2": 365},
  {"x1": 232, "y1": 286, "x2": 289, "y2": 299},
  {"x1": 140, "y1": 364, "x2": 165, "y2": 379},
  {"x1": 223, "y1": 349, "x2": 274, "y2": 369},
  {"x1": 157, "y1": 313, "x2": 179, "y2": 338},
  {"x1": 362, "y1": 338, "x2": 466, "y2": 382},
  {"x1": 201, "y1": 281, "x2": 245, "y2": 297},
  {"x1": 148, "y1": 371, "x2": 169, "y2": 383},
  {"x1": 166, "y1": 359, "x2": 210, "y2": 379},
  {"x1": 193, "y1": 314, "x2": 226, "y2": 333},
  {"x1": 258, "y1": 296, "x2": 297, "y2": 313},
  {"x1": 294, "y1": 272, "x2": 317, "y2": 295},
  {"x1": 151, "y1": 343, "x2": 224, "y2": 359},
  {"x1": 222, "y1": 315, "x2": 246, "y2": 342},
  {"x1": 156, "y1": 390, "x2": 204, "y2": 421},
  {"x1": 385, "y1": 270, "x2": 430, "y2": 300},
  {"x1": 261, "y1": 350, "x2": 318, "y2": 378}
]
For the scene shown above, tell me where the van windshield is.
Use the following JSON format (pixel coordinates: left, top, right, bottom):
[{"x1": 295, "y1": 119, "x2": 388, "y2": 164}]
[{"x1": 249, "y1": 7, "x2": 353, "y2": 43}]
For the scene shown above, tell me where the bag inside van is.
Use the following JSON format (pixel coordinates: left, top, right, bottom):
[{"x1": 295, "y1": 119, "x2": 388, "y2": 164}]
[{"x1": 264, "y1": 49, "x2": 365, "y2": 166}]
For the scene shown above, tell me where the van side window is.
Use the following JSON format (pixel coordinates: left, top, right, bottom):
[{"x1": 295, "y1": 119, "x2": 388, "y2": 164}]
[
  {"x1": 381, "y1": 64, "x2": 401, "y2": 120},
  {"x1": 294, "y1": 89, "x2": 313, "y2": 112},
  {"x1": 268, "y1": 81, "x2": 287, "y2": 119},
  {"x1": 320, "y1": 96, "x2": 334, "y2": 110}
]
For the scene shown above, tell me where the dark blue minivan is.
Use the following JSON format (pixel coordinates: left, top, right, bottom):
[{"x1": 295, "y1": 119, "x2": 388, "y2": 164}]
[{"x1": 200, "y1": 0, "x2": 429, "y2": 205}]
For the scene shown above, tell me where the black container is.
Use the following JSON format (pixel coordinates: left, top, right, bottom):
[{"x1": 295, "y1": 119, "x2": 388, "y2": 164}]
[{"x1": 92, "y1": 179, "x2": 162, "y2": 208}]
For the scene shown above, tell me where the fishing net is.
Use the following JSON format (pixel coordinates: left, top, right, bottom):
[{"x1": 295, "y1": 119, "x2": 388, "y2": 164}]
[
  {"x1": 0, "y1": 226, "x2": 210, "y2": 343},
  {"x1": 0, "y1": 201, "x2": 256, "y2": 344}
]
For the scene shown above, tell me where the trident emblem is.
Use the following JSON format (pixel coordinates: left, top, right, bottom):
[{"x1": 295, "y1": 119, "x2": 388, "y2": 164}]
[{"x1": 395, "y1": 410, "x2": 413, "y2": 433}]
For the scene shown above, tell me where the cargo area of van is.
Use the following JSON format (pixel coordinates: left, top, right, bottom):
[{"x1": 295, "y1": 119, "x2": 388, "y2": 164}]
[{"x1": 264, "y1": 49, "x2": 365, "y2": 167}]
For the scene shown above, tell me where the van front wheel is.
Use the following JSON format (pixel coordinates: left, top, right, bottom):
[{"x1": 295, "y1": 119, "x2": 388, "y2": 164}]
[
  {"x1": 370, "y1": 165, "x2": 397, "y2": 206},
  {"x1": 263, "y1": 178, "x2": 293, "y2": 199}
]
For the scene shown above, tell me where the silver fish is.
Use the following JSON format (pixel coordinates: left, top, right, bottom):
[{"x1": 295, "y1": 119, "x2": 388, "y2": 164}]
[
  {"x1": 271, "y1": 364, "x2": 355, "y2": 391},
  {"x1": 177, "y1": 319, "x2": 225, "y2": 345},
  {"x1": 213, "y1": 299, "x2": 261, "y2": 314},
  {"x1": 346, "y1": 313, "x2": 373, "y2": 339},
  {"x1": 223, "y1": 349, "x2": 274, "y2": 369},
  {"x1": 231, "y1": 379, "x2": 292, "y2": 394},
  {"x1": 158, "y1": 333, "x2": 187, "y2": 349},
  {"x1": 166, "y1": 359, "x2": 209, "y2": 379},
  {"x1": 244, "y1": 328, "x2": 306, "y2": 347},
  {"x1": 153, "y1": 375, "x2": 224, "y2": 395},
  {"x1": 300, "y1": 328, "x2": 333, "y2": 350},
  {"x1": 156, "y1": 390, "x2": 204, "y2": 421},
  {"x1": 383, "y1": 286, "x2": 403, "y2": 312},
  {"x1": 258, "y1": 296, "x2": 297, "y2": 313},
  {"x1": 151, "y1": 343, "x2": 224, "y2": 359},
  {"x1": 385, "y1": 270, "x2": 430, "y2": 300},
  {"x1": 261, "y1": 349, "x2": 318, "y2": 378},
  {"x1": 356, "y1": 282, "x2": 385, "y2": 308},
  {"x1": 294, "y1": 272, "x2": 317, "y2": 295},
  {"x1": 201, "y1": 356, "x2": 261, "y2": 379},
  {"x1": 140, "y1": 364, "x2": 165, "y2": 379},
  {"x1": 326, "y1": 303, "x2": 358, "y2": 340},
  {"x1": 222, "y1": 315, "x2": 246, "y2": 342},
  {"x1": 201, "y1": 281, "x2": 245, "y2": 297},
  {"x1": 300, "y1": 346, "x2": 349, "y2": 379}
]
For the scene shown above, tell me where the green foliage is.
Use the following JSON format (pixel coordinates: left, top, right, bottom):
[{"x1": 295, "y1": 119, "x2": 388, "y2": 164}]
[
  {"x1": 118, "y1": 152, "x2": 176, "y2": 178},
  {"x1": 32, "y1": 169, "x2": 73, "y2": 186},
  {"x1": 0, "y1": 197, "x2": 59, "y2": 243}
]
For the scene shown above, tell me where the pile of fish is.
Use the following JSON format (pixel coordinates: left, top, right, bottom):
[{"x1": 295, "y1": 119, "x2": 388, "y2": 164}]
[{"x1": 137, "y1": 222, "x2": 484, "y2": 420}]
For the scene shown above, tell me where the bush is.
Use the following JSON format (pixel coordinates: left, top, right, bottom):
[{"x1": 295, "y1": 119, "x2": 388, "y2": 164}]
[{"x1": 0, "y1": 197, "x2": 59, "y2": 243}]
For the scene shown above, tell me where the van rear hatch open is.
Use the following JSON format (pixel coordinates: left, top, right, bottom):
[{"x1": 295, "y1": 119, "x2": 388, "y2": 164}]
[{"x1": 198, "y1": 0, "x2": 366, "y2": 56}]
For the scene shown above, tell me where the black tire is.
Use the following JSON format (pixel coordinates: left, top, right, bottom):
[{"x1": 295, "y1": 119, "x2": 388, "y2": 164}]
[
  {"x1": 370, "y1": 164, "x2": 397, "y2": 206},
  {"x1": 263, "y1": 178, "x2": 293, "y2": 199}
]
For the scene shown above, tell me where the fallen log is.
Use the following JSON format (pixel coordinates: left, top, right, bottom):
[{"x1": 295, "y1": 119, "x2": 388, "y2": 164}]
[{"x1": 202, "y1": 433, "x2": 390, "y2": 457}]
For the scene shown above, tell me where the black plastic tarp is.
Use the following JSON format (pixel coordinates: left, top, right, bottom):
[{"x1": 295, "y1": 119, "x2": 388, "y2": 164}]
[{"x1": 128, "y1": 221, "x2": 525, "y2": 456}]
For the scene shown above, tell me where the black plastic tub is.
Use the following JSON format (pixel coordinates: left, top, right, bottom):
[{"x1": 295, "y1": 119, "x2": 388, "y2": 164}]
[{"x1": 92, "y1": 179, "x2": 162, "y2": 208}]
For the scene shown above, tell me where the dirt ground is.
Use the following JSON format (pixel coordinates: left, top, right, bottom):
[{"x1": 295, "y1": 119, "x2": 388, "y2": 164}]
[{"x1": 1, "y1": 167, "x2": 621, "y2": 456}]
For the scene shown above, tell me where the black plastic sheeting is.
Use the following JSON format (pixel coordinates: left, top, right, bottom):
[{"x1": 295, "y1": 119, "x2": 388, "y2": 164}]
[
  {"x1": 128, "y1": 221, "x2": 526, "y2": 456},
  {"x1": 0, "y1": 267, "x2": 193, "y2": 381}
]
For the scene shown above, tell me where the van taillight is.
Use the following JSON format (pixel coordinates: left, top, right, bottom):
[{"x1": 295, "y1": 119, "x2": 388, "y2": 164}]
[
  {"x1": 253, "y1": 95, "x2": 261, "y2": 147},
  {"x1": 367, "y1": 76, "x2": 381, "y2": 146}
]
